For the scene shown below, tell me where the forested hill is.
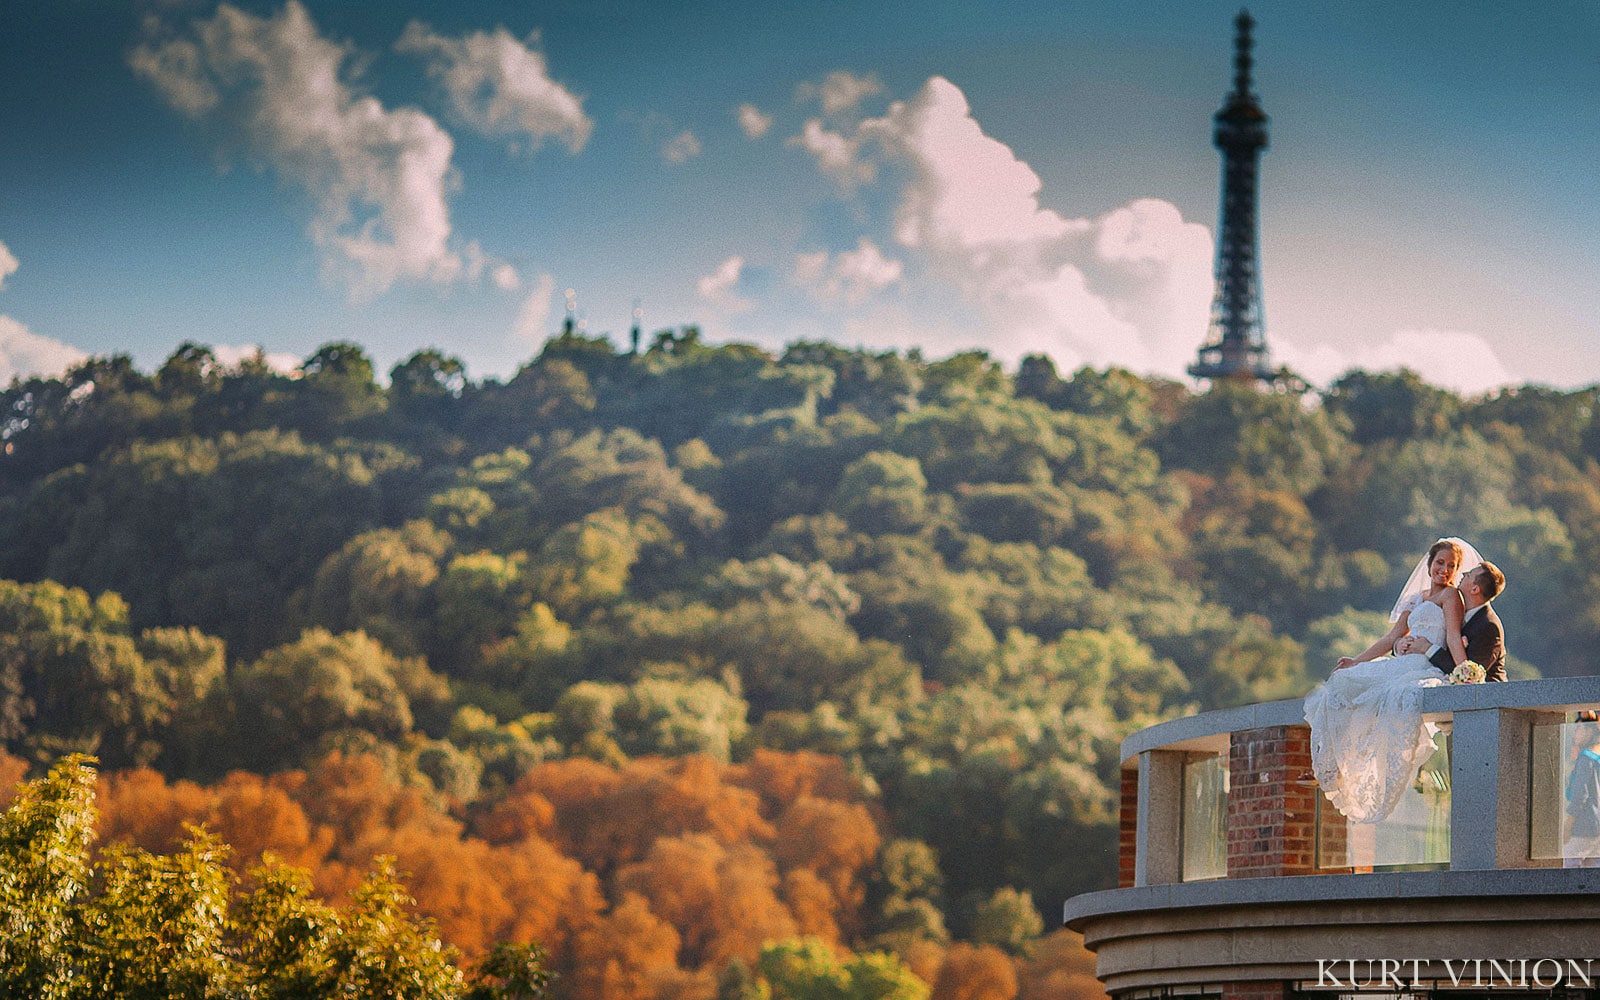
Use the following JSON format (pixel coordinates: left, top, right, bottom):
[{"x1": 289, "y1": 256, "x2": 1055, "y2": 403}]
[{"x1": 1, "y1": 333, "x2": 1595, "y2": 993}]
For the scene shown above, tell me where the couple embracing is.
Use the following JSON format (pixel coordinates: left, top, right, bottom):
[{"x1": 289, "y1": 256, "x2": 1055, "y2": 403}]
[{"x1": 1304, "y1": 537, "x2": 1507, "y2": 824}]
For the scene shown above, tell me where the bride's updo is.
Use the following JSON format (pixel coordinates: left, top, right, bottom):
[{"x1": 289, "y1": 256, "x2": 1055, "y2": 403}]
[{"x1": 1427, "y1": 538, "x2": 1465, "y2": 584}]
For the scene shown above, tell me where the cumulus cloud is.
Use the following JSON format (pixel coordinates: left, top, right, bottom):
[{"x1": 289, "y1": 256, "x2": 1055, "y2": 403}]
[
  {"x1": 0, "y1": 242, "x2": 88, "y2": 383},
  {"x1": 1274, "y1": 327, "x2": 1515, "y2": 396},
  {"x1": 396, "y1": 22, "x2": 592, "y2": 154},
  {"x1": 865, "y1": 78, "x2": 1080, "y2": 250},
  {"x1": 791, "y1": 75, "x2": 1216, "y2": 372},
  {"x1": 789, "y1": 119, "x2": 875, "y2": 191},
  {"x1": 131, "y1": 1, "x2": 463, "y2": 299},
  {"x1": 461, "y1": 241, "x2": 521, "y2": 290},
  {"x1": 798, "y1": 70, "x2": 883, "y2": 115},
  {"x1": 736, "y1": 103, "x2": 773, "y2": 140},
  {"x1": 0, "y1": 316, "x2": 87, "y2": 384},
  {"x1": 662, "y1": 130, "x2": 702, "y2": 164},
  {"x1": 795, "y1": 239, "x2": 903, "y2": 304},
  {"x1": 511, "y1": 272, "x2": 556, "y2": 343},
  {"x1": 492, "y1": 264, "x2": 521, "y2": 291},
  {"x1": 211, "y1": 343, "x2": 301, "y2": 373},
  {"x1": 697, "y1": 256, "x2": 754, "y2": 312}
]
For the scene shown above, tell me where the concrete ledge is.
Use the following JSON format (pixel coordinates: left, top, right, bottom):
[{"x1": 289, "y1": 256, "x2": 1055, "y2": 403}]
[
  {"x1": 1121, "y1": 677, "x2": 1600, "y2": 766},
  {"x1": 1121, "y1": 699, "x2": 1304, "y2": 763},
  {"x1": 1064, "y1": 867, "x2": 1600, "y2": 927}
]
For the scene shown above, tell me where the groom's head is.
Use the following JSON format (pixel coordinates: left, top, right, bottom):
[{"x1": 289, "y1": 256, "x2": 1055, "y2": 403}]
[{"x1": 1467, "y1": 561, "x2": 1505, "y2": 603}]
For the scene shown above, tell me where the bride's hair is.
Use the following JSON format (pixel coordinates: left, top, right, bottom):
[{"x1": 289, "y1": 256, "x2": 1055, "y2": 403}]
[{"x1": 1427, "y1": 538, "x2": 1466, "y2": 583}]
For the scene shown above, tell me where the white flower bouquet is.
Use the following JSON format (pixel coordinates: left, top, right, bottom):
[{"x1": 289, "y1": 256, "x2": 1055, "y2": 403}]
[{"x1": 1449, "y1": 660, "x2": 1487, "y2": 685}]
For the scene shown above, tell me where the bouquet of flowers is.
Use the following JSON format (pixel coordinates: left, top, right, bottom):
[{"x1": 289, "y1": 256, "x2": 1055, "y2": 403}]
[{"x1": 1449, "y1": 660, "x2": 1487, "y2": 685}]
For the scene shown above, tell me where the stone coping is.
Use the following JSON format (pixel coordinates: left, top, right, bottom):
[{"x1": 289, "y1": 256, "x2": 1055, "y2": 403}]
[
  {"x1": 1063, "y1": 866, "x2": 1600, "y2": 930},
  {"x1": 1121, "y1": 676, "x2": 1600, "y2": 765}
]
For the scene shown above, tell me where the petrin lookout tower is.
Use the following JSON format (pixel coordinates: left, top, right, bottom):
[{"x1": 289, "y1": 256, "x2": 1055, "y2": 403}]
[{"x1": 1189, "y1": 9, "x2": 1279, "y2": 384}]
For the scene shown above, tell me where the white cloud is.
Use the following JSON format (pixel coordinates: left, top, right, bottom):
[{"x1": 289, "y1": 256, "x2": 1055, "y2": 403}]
[
  {"x1": 697, "y1": 256, "x2": 754, "y2": 312},
  {"x1": 791, "y1": 75, "x2": 1218, "y2": 373},
  {"x1": 0, "y1": 316, "x2": 87, "y2": 384},
  {"x1": 211, "y1": 343, "x2": 301, "y2": 373},
  {"x1": 737, "y1": 103, "x2": 773, "y2": 140},
  {"x1": 798, "y1": 70, "x2": 883, "y2": 115},
  {"x1": 396, "y1": 22, "x2": 592, "y2": 155},
  {"x1": 864, "y1": 77, "x2": 1079, "y2": 250},
  {"x1": 662, "y1": 130, "x2": 702, "y2": 164},
  {"x1": 1274, "y1": 327, "x2": 1515, "y2": 396},
  {"x1": 0, "y1": 240, "x2": 17, "y2": 290},
  {"x1": 461, "y1": 241, "x2": 521, "y2": 290},
  {"x1": 132, "y1": 1, "x2": 463, "y2": 299},
  {"x1": 794, "y1": 239, "x2": 903, "y2": 304},
  {"x1": 789, "y1": 119, "x2": 875, "y2": 191},
  {"x1": 492, "y1": 264, "x2": 521, "y2": 291},
  {"x1": 511, "y1": 272, "x2": 556, "y2": 343}
]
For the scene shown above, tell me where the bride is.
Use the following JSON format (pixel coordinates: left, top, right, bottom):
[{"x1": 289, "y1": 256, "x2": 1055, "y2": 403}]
[{"x1": 1303, "y1": 537, "x2": 1478, "y2": 823}]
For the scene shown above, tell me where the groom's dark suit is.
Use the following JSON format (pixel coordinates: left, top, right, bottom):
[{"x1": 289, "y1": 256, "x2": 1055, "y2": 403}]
[{"x1": 1428, "y1": 602, "x2": 1507, "y2": 682}]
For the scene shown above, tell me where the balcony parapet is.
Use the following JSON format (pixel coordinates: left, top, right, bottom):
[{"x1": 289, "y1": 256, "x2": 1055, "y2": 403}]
[
  {"x1": 1076, "y1": 676, "x2": 1600, "y2": 998},
  {"x1": 1110, "y1": 675, "x2": 1600, "y2": 890},
  {"x1": 1118, "y1": 676, "x2": 1600, "y2": 766},
  {"x1": 1068, "y1": 865, "x2": 1600, "y2": 925}
]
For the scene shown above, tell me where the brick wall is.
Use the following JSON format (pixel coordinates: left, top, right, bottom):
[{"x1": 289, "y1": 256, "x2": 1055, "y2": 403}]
[
  {"x1": 1226, "y1": 725, "x2": 1319, "y2": 878},
  {"x1": 1119, "y1": 766, "x2": 1138, "y2": 888}
]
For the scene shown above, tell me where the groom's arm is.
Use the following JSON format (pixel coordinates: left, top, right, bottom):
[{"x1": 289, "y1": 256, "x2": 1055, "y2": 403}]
[{"x1": 1427, "y1": 642, "x2": 1453, "y2": 673}]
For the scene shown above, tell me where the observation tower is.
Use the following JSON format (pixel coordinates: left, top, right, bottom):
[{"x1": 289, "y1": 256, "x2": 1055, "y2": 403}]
[{"x1": 1189, "y1": 10, "x2": 1279, "y2": 385}]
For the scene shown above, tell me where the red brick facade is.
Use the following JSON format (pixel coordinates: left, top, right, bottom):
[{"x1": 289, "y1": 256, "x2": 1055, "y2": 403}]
[
  {"x1": 1117, "y1": 723, "x2": 1347, "y2": 887},
  {"x1": 1226, "y1": 725, "x2": 1319, "y2": 878}
]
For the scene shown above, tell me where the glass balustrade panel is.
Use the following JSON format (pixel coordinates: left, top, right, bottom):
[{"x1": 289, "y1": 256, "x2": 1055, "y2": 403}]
[{"x1": 1181, "y1": 753, "x2": 1229, "y2": 881}]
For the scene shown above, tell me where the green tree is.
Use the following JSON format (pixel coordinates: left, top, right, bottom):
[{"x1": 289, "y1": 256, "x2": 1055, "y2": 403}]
[
  {"x1": 80, "y1": 831, "x2": 234, "y2": 1000},
  {"x1": 835, "y1": 453, "x2": 931, "y2": 536},
  {"x1": 330, "y1": 857, "x2": 465, "y2": 999},
  {"x1": 298, "y1": 520, "x2": 451, "y2": 658},
  {"x1": 0, "y1": 755, "x2": 97, "y2": 1000},
  {"x1": 1159, "y1": 381, "x2": 1352, "y2": 495},
  {"x1": 231, "y1": 629, "x2": 428, "y2": 770},
  {"x1": 7, "y1": 430, "x2": 400, "y2": 656},
  {"x1": 756, "y1": 937, "x2": 928, "y2": 1000},
  {"x1": 1322, "y1": 369, "x2": 1460, "y2": 446},
  {"x1": 0, "y1": 581, "x2": 168, "y2": 767},
  {"x1": 970, "y1": 887, "x2": 1043, "y2": 955},
  {"x1": 292, "y1": 341, "x2": 387, "y2": 438}
]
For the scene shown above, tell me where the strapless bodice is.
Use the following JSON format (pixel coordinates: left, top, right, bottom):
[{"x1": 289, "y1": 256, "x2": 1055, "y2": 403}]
[{"x1": 1402, "y1": 595, "x2": 1446, "y2": 647}]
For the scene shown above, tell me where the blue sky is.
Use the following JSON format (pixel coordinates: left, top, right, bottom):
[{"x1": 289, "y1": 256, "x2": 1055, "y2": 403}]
[{"x1": 0, "y1": 0, "x2": 1596, "y2": 393}]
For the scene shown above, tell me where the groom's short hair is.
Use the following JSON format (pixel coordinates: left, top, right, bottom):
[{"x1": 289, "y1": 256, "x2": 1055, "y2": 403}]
[{"x1": 1475, "y1": 561, "x2": 1505, "y2": 600}]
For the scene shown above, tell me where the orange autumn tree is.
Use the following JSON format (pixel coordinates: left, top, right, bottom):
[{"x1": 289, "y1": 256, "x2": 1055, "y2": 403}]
[{"x1": 59, "y1": 746, "x2": 911, "y2": 1000}]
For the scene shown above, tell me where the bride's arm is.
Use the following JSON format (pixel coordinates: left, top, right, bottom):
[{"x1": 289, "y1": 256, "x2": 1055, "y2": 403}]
[
  {"x1": 1444, "y1": 590, "x2": 1468, "y2": 666},
  {"x1": 1336, "y1": 612, "x2": 1410, "y2": 670}
]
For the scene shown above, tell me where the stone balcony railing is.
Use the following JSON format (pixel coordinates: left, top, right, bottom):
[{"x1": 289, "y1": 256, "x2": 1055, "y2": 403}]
[{"x1": 1065, "y1": 676, "x2": 1600, "y2": 999}]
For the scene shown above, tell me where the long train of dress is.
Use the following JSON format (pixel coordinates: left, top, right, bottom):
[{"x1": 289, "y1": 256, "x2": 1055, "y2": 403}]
[{"x1": 1302, "y1": 596, "x2": 1448, "y2": 823}]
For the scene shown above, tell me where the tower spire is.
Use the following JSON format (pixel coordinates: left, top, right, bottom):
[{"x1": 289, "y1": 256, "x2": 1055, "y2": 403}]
[{"x1": 1189, "y1": 9, "x2": 1279, "y2": 385}]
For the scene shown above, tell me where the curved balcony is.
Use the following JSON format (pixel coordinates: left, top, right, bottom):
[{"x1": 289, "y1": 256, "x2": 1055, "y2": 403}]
[{"x1": 1065, "y1": 676, "x2": 1600, "y2": 999}]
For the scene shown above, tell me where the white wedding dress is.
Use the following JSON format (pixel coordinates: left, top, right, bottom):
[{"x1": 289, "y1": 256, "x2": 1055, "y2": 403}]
[{"x1": 1303, "y1": 594, "x2": 1448, "y2": 823}]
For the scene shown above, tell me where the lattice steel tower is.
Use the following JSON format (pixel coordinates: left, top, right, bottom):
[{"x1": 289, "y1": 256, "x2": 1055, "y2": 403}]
[{"x1": 1189, "y1": 9, "x2": 1278, "y2": 384}]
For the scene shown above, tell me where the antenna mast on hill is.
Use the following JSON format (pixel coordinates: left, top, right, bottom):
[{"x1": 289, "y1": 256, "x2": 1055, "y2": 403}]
[{"x1": 1189, "y1": 9, "x2": 1281, "y2": 386}]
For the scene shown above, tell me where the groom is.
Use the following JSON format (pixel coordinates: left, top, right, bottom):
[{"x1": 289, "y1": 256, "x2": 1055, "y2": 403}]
[{"x1": 1396, "y1": 561, "x2": 1508, "y2": 682}]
